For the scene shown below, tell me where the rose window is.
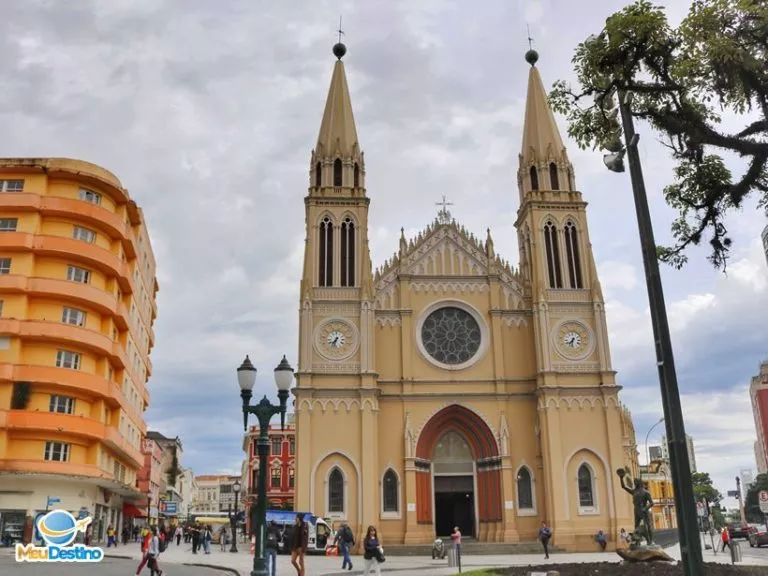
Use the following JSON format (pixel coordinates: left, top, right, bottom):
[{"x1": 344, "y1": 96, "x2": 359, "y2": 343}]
[{"x1": 421, "y1": 307, "x2": 482, "y2": 365}]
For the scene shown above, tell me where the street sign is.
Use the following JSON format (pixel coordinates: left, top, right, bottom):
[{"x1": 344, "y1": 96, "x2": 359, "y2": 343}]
[
  {"x1": 697, "y1": 502, "x2": 707, "y2": 517},
  {"x1": 47, "y1": 497, "x2": 60, "y2": 507},
  {"x1": 759, "y1": 490, "x2": 768, "y2": 514},
  {"x1": 161, "y1": 501, "x2": 178, "y2": 515}
]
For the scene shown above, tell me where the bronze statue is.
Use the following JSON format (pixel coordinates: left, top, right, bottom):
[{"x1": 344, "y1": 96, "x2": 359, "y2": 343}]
[{"x1": 617, "y1": 467, "x2": 654, "y2": 546}]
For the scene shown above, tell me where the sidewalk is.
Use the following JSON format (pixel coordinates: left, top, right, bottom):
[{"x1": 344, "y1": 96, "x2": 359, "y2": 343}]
[{"x1": 105, "y1": 540, "x2": 766, "y2": 575}]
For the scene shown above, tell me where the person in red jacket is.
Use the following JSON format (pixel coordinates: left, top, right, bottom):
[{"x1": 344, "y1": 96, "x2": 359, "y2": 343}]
[{"x1": 721, "y1": 527, "x2": 730, "y2": 552}]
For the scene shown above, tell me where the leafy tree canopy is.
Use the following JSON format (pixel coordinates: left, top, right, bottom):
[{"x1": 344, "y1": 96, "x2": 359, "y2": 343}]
[
  {"x1": 692, "y1": 471, "x2": 723, "y2": 504},
  {"x1": 744, "y1": 472, "x2": 768, "y2": 522},
  {"x1": 549, "y1": 0, "x2": 768, "y2": 270}
]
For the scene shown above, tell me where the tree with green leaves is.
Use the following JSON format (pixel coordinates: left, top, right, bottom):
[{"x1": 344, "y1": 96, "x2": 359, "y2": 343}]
[
  {"x1": 692, "y1": 471, "x2": 723, "y2": 505},
  {"x1": 549, "y1": 0, "x2": 768, "y2": 270},
  {"x1": 744, "y1": 472, "x2": 768, "y2": 523}
]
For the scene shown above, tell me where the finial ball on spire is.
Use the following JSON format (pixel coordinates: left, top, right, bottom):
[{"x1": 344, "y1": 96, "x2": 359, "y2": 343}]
[
  {"x1": 333, "y1": 42, "x2": 347, "y2": 60},
  {"x1": 525, "y1": 49, "x2": 539, "y2": 66}
]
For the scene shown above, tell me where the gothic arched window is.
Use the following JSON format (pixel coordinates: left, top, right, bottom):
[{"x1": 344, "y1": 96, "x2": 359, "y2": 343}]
[
  {"x1": 578, "y1": 464, "x2": 594, "y2": 508},
  {"x1": 315, "y1": 162, "x2": 322, "y2": 187},
  {"x1": 328, "y1": 468, "x2": 344, "y2": 513},
  {"x1": 517, "y1": 467, "x2": 533, "y2": 510},
  {"x1": 543, "y1": 220, "x2": 563, "y2": 289},
  {"x1": 354, "y1": 163, "x2": 360, "y2": 188},
  {"x1": 382, "y1": 469, "x2": 398, "y2": 513},
  {"x1": 333, "y1": 158, "x2": 343, "y2": 187},
  {"x1": 340, "y1": 217, "x2": 355, "y2": 287},
  {"x1": 529, "y1": 166, "x2": 539, "y2": 191},
  {"x1": 318, "y1": 217, "x2": 334, "y2": 287},
  {"x1": 549, "y1": 162, "x2": 560, "y2": 190},
  {"x1": 564, "y1": 221, "x2": 583, "y2": 289}
]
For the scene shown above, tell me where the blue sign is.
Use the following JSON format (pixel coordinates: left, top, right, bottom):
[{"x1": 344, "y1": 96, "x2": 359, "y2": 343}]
[
  {"x1": 47, "y1": 498, "x2": 61, "y2": 507},
  {"x1": 161, "y1": 501, "x2": 178, "y2": 515},
  {"x1": 265, "y1": 510, "x2": 316, "y2": 526}
]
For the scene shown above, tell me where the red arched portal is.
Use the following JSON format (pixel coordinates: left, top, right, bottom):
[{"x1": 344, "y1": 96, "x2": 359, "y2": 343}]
[{"x1": 414, "y1": 405, "x2": 503, "y2": 529}]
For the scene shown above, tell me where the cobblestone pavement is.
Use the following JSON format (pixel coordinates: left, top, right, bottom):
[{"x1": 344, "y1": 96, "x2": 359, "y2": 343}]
[{"x1": 0, "y1": 554, "x2": 233, "y2": 575}]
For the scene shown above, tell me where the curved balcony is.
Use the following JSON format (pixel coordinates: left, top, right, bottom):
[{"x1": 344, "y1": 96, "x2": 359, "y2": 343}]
[
  {"x1": 0, "y1": 233, "x2": 136, "y2": 295},
  {"x1": 0, "y1": 318, "x2": 130, "y2": 370},
  {"x1": 0, "y1": 409, "x2": 144, "y2": 468},
  {"x1": 0, "y1": 363, "x2": 144, "y2": 426},
  {"x1": 0, "y1": 192, "x2": 139, "y2": 257},
  {"x1": 0, "y1": 458, "x2": 104, "y2": 479}
]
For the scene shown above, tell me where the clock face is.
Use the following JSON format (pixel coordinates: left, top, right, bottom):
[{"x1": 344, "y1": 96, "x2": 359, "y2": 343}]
[
  {"x1": 555, "y1": 321, "x2": 592, "y2": 360},
  {"x1": 315, "y1": 319, "x2": 357, "y2": 360}
]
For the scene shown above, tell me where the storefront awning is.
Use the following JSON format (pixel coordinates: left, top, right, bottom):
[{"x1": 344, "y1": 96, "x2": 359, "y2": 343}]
[{"x1": 123, "y1": 504, "x2": 146, "y2": 518}]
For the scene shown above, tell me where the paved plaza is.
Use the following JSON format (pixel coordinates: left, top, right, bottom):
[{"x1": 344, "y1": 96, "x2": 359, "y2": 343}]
[{"x1": 2, "y1": 540, "x2": 765, "y2": 575}]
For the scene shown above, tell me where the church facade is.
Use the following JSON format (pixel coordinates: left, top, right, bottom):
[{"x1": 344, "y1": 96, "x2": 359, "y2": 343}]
[{"x1": 293, "y1": 43, "x2": 637, "y2": 551}]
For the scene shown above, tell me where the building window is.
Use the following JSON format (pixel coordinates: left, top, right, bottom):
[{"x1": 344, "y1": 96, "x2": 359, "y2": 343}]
[
  {"x1": 315, "y1": 162, "x2": 322, "y2": 187},
  {"x1": 56, "y1": 349, "x2": 81, "y2": 370},
  {"x1": 543, "y1": 220, "x2": 563, "y2": 289},
  {"x1": 0, "y1": 218, "x2": 18, "y2": 231},
  {"x1": 0, "y1": 179, "x2": 24, "y2": 192},
  {"x1": 382, "y1": 469, "x2": 398, "y2": 513},
  {"x1": 353, "y1": 163, "x2": 360, "y2": 187},
  {"x1": 516, "y1": 467, "x2": 534, "y2": 510},
  {"x1": 333, "y1": 158, "x2": 343, "y2": 187},
  {"x1": 271, "y1": 467, "x2": 281, "y2": 489},
  {"x1": 578, "y1": 464, "x2": 594, "y2": 508},
  {"x1": 549, "y1": 162, "x2": 560, "y2": 190},
  {"x1": 289, "y1": 437, "x2": 295, "y2": 456},
  {"x1": 49, "y1": 395, "x2": 75, "y2": 414},
  {"x1": 72, "y1": 226, "x2": 96, "y2": 243},
  {"x1": 328, "y1": 468, "x2": 344, "y2": 514},
  {"x1": 288, "y1": 467, "x2": 295, "y2": 488},
  {"x1": 271, "y1": 438, "x2": 283, "y2": 456},
  {"x1": 66, "y1": 265, "x2": 91, "y2": 284},
  {"x1": 0, "y1": 258, "x2": 10, "y2": 275},
  {"x1": 340, "y1": 217, "x2": 355, "y2": 287},
  {"x1": 529, "y1": 166, "x2": 539, "y2": 191},
  {"x1": 318, "y1": 217, "x2": 334, "y2": 287},
  {"x1": 79, "y1": 188, "x2": 101, "y2": 205},
  {"x1": 563, "y1": 221, "x2": 583, "y2": 289},
  {"x1": 61, "y1": 306, "x2": 86, "y2": 327},
  {"x1": 44, "y1": 441, "x2": 70, "y2": 462}
]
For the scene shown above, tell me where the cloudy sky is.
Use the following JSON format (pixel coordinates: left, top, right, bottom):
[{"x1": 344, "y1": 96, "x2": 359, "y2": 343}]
[{"x1": 1, "y1": 0, "x2": 765, "y2": 507}]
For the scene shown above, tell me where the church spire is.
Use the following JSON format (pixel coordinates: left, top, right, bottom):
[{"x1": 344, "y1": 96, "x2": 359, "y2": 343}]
[
  {"x1": 518, "y1": 50, "x2": 574, "y2": 197},
  {"x1": 310, "y1": 39, "x2": 364, "y2": 193}
]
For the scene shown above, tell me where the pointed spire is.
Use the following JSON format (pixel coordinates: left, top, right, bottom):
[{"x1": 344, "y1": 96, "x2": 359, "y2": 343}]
[
  {"x1": 520, "y1": 53, "x2": 567, "y2": 166},
  {"x1": 399, "y1": 227, "x2": 407, "y2": 257},
  {"x1": 316, "y1": 43, "x2": 360, "y2": 159},
  {"x1": 485, "y1": 228, "x2": 495, "y2": 260}
]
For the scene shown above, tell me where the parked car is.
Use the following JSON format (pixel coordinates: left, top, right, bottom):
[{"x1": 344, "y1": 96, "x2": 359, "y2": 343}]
[
  {"x1": 748, "y1": 525, "x2": 768, "y2": 548},
  {"x1": 728, "y1": 522, "x2": 751, "y2": 539}
]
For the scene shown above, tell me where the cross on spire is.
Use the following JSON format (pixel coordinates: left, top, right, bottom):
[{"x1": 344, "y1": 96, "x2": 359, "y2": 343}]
[
  {"x1": 436, "y1": 195, "x2": 454, "y2": 224},
  {"x1": 338, "y1": 16, "x2": 345, "y2": 44},
  {"x1": 527, "y1": 24, "x2": 534, "y2": 50}
]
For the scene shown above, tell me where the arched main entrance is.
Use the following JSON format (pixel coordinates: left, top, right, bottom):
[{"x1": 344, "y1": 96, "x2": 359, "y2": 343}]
[{"x1": 415, "y1": 405, "x2": 502, "y2": 539}]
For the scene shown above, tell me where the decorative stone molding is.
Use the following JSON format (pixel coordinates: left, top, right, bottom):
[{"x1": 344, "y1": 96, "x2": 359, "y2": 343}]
[
  {"x1": 545, "y1": 289, "x2": 591, "y2": 302},
  {"x1": 501, "y1": 313, "x2": 529, "y2": 328},
  {"x1": 536, "y1": 395, "x2": 620, "y2": 410},
  {"x1": 313, "y1": 303, "x2": 362, "y2": 314},
  {"x1": 551, "y1": 362, "x2": 600, "y2": 372},
  {"x1": 410, "y1": 280, "x2": 489, "y2": 294},
  {"x1": 311, "y1": 362, "x2": 361, "y2": 373},
  {"x1": 415, "y1": 402, "x2": 498, "y2": 445},
  {"x1": 415, "y1": 299, "x2": 490, "y2": 371},
  {"x1": 375, "y1": 313, "x2": 402, "y2": 327},
  {"x1": 296, "y1": 397, "x2": 378, "y2": 413},
  {"x1": 312, "y1": 287, "x2": 361, "y2": 301}
]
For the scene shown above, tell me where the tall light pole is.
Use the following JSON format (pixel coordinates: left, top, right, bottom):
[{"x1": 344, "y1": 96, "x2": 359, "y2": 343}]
[
  {"x1": 645, "y1": 417, "x2": 665, "y2": 467},
  {"x1": 146, "y1": 490, "x2": 152, "y2": 526},
  {"x1": 238, "y1": 355, "x2": 293, "y2": 576},
  {"x1": 602, "y1": 89, "x2": 704, "y2": 575},
  {"x1": 230, "y1": 480, "x2": 241, "y2": 553}
]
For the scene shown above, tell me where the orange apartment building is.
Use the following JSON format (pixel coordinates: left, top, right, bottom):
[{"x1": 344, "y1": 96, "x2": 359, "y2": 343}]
[{"x1": 0, "y1": 158, "x2": 158, "y2": 544}]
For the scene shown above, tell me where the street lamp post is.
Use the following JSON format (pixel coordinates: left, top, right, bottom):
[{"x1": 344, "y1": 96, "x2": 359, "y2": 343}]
[
  {"x1": 603, "y1": 89, "x2": 704, "y2": 575},
  {"x1": 645, "y1": 417, "x2": 665, "y2": 467},
  {"x1": 146, "y1": 491, "x2": 152, "y2": 526},
  {"x1": 237, "y1": 355, "x2": 293, "y2": 576},
  {"x1": 230, "y1": 481, "x2": 241, "y2": 553}
]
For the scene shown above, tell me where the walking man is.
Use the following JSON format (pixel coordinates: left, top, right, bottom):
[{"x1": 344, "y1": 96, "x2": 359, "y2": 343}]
[
  {"x1": 265, "y1": 520, "x2": 280, "y2": 576},
  {"x1": 538, "y1": 521, "x2": 552, "y2": 559},
  {"x1": 335, "y1": 521, "x2": 354, "y2": 571}
]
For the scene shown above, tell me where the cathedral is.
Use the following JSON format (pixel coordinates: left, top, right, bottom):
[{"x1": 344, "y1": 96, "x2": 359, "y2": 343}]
[{"x1": 293, "y1": 41, "x2": 638, "y2": 551}]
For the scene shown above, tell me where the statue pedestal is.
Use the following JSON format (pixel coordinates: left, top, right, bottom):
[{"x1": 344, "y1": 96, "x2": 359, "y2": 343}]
[{"x1": 616, "y1": 543, "x2": 674, "y2": 563}]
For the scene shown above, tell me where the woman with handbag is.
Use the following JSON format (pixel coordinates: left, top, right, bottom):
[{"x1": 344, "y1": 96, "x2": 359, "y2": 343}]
[{"x1": 363, "y1": 525, "x2": 384, "y2": 575}]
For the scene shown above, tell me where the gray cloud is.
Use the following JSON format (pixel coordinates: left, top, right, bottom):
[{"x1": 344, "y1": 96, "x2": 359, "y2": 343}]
[{"x1": 1, "y1": 0, "x2": 765, "y2": 496}]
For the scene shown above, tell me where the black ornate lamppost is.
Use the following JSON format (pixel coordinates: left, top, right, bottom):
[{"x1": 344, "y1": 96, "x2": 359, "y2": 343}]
[
  {"x1": 229, "y1": 480, "x2": 241, "y2": 553},
  {"x1": 237, "y1": 355, "x2": 293, "y2": 576}
]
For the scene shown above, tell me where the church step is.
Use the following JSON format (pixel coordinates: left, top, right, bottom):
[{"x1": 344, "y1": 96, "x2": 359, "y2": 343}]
[{"x1": 383, "y1": 540, "x2": 560, "y2": 556}]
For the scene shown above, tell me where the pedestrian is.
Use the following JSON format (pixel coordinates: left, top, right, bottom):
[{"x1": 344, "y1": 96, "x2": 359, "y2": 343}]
[
  {"x1": 136, "y1": 526, "x2": 164, "y2": 576},
  {"x1": 538, "y1": 521, "x2": 552, "y2": 559},
  {"x1": 291, "y1": 513, "x2": 309, "y2": 576},
  {"x1": 720, "y1": 527, "x2": 730, "y2": 552},
  {"x1": 619, "y1": 527, "x2": 629, "y2": 547},
  {"x1": 203, "y1": 525, "x2": 212, "y2": 554},
  {"x1": 451, "y1": 526, "x2": 462, "y2": 569},
  {"x1": 106, "y1": 524, "x2": 116, "y2": 548},
  {"x1": 363, "y1": 525, "x2": 383, "y2": 576},
  {"x1": 174, "y1": 525, "x2": 182, "y2": 546},
  {"x1": 265, "y1": 520, "x2": 280, "y2": 576},
  {"x1": 334, "y1": 521, "x2": 354, "y2": 571},
  {"x1": 595, "y1": 530, "x2": 607, "y2": 551},
  {"x1": 220, "y1": 526, "x2": 228, "y2": 552}
]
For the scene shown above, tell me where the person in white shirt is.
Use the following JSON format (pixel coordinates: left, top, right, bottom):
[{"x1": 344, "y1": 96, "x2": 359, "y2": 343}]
[{"x1": 146, "y1": 526, "x2": 164, "y2": 576}]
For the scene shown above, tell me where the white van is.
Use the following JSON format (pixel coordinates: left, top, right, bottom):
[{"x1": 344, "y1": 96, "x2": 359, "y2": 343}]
[{"x1": 265, "y1": 510, "x2": 332, "y2": 554}]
